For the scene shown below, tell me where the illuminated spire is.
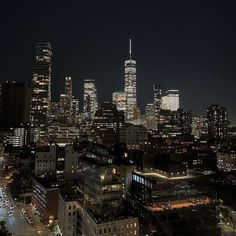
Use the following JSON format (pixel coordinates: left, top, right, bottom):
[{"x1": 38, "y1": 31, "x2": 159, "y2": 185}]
[{"x1": 129, "y1": 38, "x2": 132, "y2": 59}]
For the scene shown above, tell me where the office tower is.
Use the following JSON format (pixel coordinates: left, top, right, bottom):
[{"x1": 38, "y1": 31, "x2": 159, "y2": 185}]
[
  {"x1": 71, "y1": 96, "x2": 79, "y2": 125},
  {"x1": 58, "y1": 77, "x2": 73, "y2": 124},
  {"x1": 192, "y1": 116, "x2": 208, "y2": 138},
  {"x1": 50, "y1": 101, "x2": 60, "y2": 123},
  {"x1": 58, "y1": 93, "x2": 66, "y2": 124},
  {"x1": 145, "y1": 103, "x2": 155, "y2": 116},
  {"x1": 124, "y1": 39, "x2": 137, "y2": 121},
  {"x1": 145, "y1": 103, "x2": 156, "y2": 130},
  {"x1": 0, "y1": 81, "x2": 32, "y2": 129},
  {"x1": 83, "y1": 79, "x2": 98, "y2": 119},
  {"x1": 172, "y1": 108, "x2": 192, "y2": 134},
  {"x1": 7, "y1": 123, "x2": 39, "y2": 147},
  {"x1": 207, "y1": 105, "x2": 228, "y2": 139},
  {"x1": 92, "y1": 102, "x2": 124, "y2": 144},
  {"x1": 64, "y1": 76, "x2": 72, "y2": 123},
  {"x1": 153, "y1": 84, "x2": 162, "y2": 130},
  {"x1": 31, "y1": 42, "x2": 52, "y2": 138},
  {"x1": 161, "y1": 89, "x2": 179, "y2": 111},
  {"x1": 112, "y1": 91, "x2": 127, "y2": 112},
  {"x1": 65, "y1": 76, "x2": 72, "y2": 98},
  {"x1": 217, "y1": 149, "x2": 236, "y2": 172},
  {"x1": 120, "y1": 124, "x2": 148, "y2": 150}
]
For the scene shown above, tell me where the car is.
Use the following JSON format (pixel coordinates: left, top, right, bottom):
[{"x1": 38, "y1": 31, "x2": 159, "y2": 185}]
[
  {"x1": 28, "y1": 219, "x2": 33, "y2": 224},
  {"x1": 8, "y1": 211, "x2": 13, "y2": 216},
  {"x1": 10, "y1": 205, "x2": 14, "y2": 209}
]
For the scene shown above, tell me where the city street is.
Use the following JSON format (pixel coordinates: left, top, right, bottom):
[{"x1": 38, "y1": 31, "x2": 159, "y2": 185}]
[
  {"x1": 0, "y1": 187, "x2": 38, "y2": 235},
  {"x1": 0, "y1": 158, "x2": 53, "y2": 236}
]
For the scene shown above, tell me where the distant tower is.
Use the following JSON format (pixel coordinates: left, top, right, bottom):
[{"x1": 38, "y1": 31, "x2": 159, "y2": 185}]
[
  {"x1": 71, "y1": 96, "x2": 79, "y2": 124},
  {"x1": 124, "y1": 39, "x2": 137, "y2": 121},
  {"x1": 161, "y1": 90, "x2": 179, "y2": 111},
  {"x1": 112, "y1": 91, "x2": 127, "y2": 112},
  {"x1": 64, "y1": 76, "x2": 72, "y2": 123},
  {"x1": 31, "y1": 42, "x2": 52, "y2": 138},
  {"x1": 153, "y1": 84, "x2": 162, "y2": 130},
  {"x1": 207, "y1": 105, "x2": 228, "y2": 139},
  {"x1": 83, "y1": 79, "x2": 98, "y2": 119}
]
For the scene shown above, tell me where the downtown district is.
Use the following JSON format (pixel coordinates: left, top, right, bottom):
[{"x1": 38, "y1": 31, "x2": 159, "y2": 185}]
[{"x1": 0, "y1": 41, "x2": 236, "y2": 236}]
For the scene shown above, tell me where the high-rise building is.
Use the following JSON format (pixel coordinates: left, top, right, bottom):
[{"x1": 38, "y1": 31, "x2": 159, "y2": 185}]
[
  {"x1": 172, "y1": 108, "x2": 192, "y2": 134},
  {"x1": 153, "y1": 84, "x2": 162, "y2": 130},
  {"x1": 83, "y1": 79, "x2": 98, "y2": 119},
  {"x1": 145, "y1": 103, "x2": 156, "y2": 130},
  {"x1": 207, "y1": 105, "x2": 228, "y2": 139},
  {"x1": 92, "y1": 102, "x2": 124, "y2": 144},
  {"x1": 31, "y1": 42, "x2": 52, "y2": 138},
  {"x1": 161, "y1": 89, "x2": 179, "y2": 111},
  {"x1": 120, "y1": 124, "x2": 148, "y2": 150},
  {"x1": 112, "y1": 91, "x2": 126, "y2": 112},
  {"x1": 192, "y1": 116, "x2": 208, "y2": 138},
  {"x1": 58, "y1": 77, "x2": 73, "y2": 124},
  {"x1": 7, "y1": 123, "x2": 39, "y2": 147},
  {"x1": 71, "y1": 96, "x2": 79, "y2": 125},
  {"x1": 145, "y1": 103, "x2": 155, "y2": 117},
  {"x1": 64, "y1": 76, "x2": 72, "y2": 98},
  {"x1": 64, "y1": 76, "x2": 72, "y2": 123},
  {"x1": 124, "y1": 39, "x2": 137, "y2": 121},
  {"x1": 0, "y1": 81, "x2": 32, "y2": 129},
  {"x1": 49, "y1": 101, "x2": 60, "y2": 123}
]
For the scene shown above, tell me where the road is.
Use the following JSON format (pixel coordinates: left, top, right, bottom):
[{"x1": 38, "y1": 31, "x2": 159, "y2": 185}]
[
  {"x1": 0, "y1": 157, "x2": 54, "y2": 236},
  {"x1": 0, "y1": 187, "x2": 38, "y2": 235}
]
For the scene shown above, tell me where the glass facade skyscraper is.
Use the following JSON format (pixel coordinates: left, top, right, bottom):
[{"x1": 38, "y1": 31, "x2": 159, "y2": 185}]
[
  {"x1": 83, "y1": 79, "x2": 98, "y2": 119},
  {"x1": 124, "y1": 39, "x2": 137, "y2": 121},
  {"x1": 31, "y1": 42, "x2": 52, "y2": 138}
]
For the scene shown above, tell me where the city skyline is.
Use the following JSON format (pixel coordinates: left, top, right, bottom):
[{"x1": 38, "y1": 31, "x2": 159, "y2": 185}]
[{"x1": 1, "y1": 0, "x2": 236, "y2": 122}]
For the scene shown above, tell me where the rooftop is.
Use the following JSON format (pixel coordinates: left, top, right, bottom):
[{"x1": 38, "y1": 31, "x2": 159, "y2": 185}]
[{"x1": 134, "y1": 170, "x2": 199, "y2": 181}]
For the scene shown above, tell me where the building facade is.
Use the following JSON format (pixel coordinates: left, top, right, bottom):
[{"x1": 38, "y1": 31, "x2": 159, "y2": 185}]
[
  {"x1": 83, "y1": 79, "x2": 98, "y2": 119},
  {"x1": 120, "y1": 124, "x2": 148, "y2": 150},
  {"x1": 124, "y1": 39, "x2": 137, "y2": 121},
  {"x1": 58, "y1": 193, "x2": 80, "y2": 236},
  {"x1": 32, "y1": 178, "x2": 59, "y2": 224},
  {"x1": 207, "y1": 105, "x2": 228, "y2": 139},
  {"x1": 0, "y1": 81, "x2": 32, "y2": 129},
  {"x1": 112, "y1": 91, "x2": 127, "y2": 112},
  {"x1": 31, "y1": 42, "x2": 52, "y2": 138},
  {"x1": 161, "y1": 89, "x2": 179, "y2": 111}
]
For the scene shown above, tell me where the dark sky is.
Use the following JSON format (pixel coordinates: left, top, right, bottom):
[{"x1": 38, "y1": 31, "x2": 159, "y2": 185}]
[{"x1": 1, "y1": 0, "x2": 236, "y2": 122}]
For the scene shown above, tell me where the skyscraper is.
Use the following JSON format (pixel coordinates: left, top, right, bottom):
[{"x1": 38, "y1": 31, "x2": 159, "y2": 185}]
[
  {"x1": 31, "y1": 42, "x2": 52, "y2": 138},
  {"x1": 153, "y1": 84, "x2": 162, "y2": 130},
  {"x1": 207, "y1": 105, "x2": 228, "y2": 139},
  {"x1": 71, "y1": 96, "x2": 79, "y2": 125},
  {"x1": 83, "y1": 79, "x2": 98, "y2": 119},
  {"x1": 124, "y1": 39, "x2": 137, "y2": 121},
  {"x1": 60, "y1": 76, "x2": 72, "y2": 124},
  {"x1": 112, "y1": 91, "x2": 127, "y2": 112},
  {"x1": 161, "y1": 89, "x2": 179, "y2": 111}
]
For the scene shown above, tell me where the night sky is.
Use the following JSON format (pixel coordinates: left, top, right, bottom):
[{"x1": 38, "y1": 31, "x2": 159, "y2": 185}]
[{"x1": 1, "y1": 0, "x2": 236, "y2": 122}]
